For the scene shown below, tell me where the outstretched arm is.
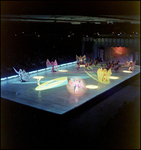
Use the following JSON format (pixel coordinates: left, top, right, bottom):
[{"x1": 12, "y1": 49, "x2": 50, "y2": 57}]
[{"x1": 13, "y1": 67, "x2": 19, "y2": 74}]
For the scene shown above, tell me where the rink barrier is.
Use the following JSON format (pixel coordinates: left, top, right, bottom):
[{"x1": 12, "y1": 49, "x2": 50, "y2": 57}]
[{"x1": 1, "y1": 61, "x2": 77, "y2": 81}]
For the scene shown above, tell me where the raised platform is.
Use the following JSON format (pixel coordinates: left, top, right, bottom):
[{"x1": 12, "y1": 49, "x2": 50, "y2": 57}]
[{"x1": 1, "y1": 62, "x2": 140, "y2": 115}]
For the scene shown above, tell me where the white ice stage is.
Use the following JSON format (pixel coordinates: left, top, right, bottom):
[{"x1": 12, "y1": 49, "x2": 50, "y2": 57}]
[{"x1": 1, "y1": 61, "x2": 140, "y2": 115}]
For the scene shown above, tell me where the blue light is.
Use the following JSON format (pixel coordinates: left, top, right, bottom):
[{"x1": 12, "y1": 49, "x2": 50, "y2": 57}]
[
  {"x1": 46, "y1": 67, "x2": 51, "y2": 70},
  {"x1": 29, "y1": 70, "x2": 37, "y2": 74},
  {"x1": 61, "y1": 64, "x2": 67, "y2": 66},
  {"x1": 67, "y1": 62, "x2": 73, "y2": 65},
  {"x1": 8, "y1": 75, "x2": 18, "y2": 79},
  {"x1": 57, "y1": 65, "x2": 61, "y2": 67},
  {"x1": 38, "y1": 68, "x2": 45, "y2": 72},
  {"x1": 1, "y1": 77, "x2": 7, "y2": 81},
  {"x1": 1, "y1": 61, "x2": 77, "y2": 81}
]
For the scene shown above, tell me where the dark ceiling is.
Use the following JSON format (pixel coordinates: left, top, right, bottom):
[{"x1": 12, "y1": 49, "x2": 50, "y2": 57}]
[
  {"x1": 1, "y1": 1, "x2": 140, "y2": 23},
  {"x1": 1, "y1": 1, "x2": 140, "y2": 16},
  {"x1": 1, "y1": 1, "x2": 140, "y2": 36}
]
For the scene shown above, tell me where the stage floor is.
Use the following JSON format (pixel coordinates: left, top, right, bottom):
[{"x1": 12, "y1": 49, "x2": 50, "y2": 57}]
[{"x1": 1, "y1": 62, "x2": 140, "y2": 115}]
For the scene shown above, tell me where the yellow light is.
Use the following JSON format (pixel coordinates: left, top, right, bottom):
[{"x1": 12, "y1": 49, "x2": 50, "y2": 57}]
[
  {"x1": 80, "y1": 65, "x2": 85, "y2": 67},
  {"x1": 33, "y1": 76, "x2": 44, "y2": 79},
  {"x1": 86, "y1": 85, "x2": 98, "y2": 89},
  {"x1": 35, "y1": 77, "x2": 67, "y2": 91},
  {"x1": 123, "y1": 70, "x2": 133, "y2": 73},
  {"x1": 59, "y1": 70, "x2": 68, "y2": 72},
  {"x1": 110, "y1": 76, "x2": 119, "y2": 79},
  {"x1": 33, "y1": 76, "x2": 44, "y2": 86}
]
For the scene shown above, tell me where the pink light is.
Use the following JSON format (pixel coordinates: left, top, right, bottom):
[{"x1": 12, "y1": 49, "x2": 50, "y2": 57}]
[{"x1": 111, "y1": 47, "x2": 128, "y2": 56}]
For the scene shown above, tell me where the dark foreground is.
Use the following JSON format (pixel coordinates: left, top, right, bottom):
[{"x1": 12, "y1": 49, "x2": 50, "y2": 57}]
[{"x1": 1, "y1": 74, "x2": 140, "y2": 149}]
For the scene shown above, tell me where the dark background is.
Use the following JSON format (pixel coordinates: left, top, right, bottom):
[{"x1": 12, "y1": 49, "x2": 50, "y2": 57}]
[{"x1": 1, "y1": 1, "x2": 140, "y2": 149}]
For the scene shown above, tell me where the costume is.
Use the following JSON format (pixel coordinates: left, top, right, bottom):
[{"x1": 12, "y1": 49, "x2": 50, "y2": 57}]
[
  {"x1": 46, "y1": 59, "x2": 58, "y2": 72},
  {"x1": 13, "y1": 67, "x2": 30, "y2": 82},
  {"x1": 67, "y1": 78, "x2": 88, "y2": 95},
  {"x1": 76, "y1": 63, "x2": 80, "y2": 71},
  {"x1": 76, "y1": 55, "x2": 86, "y2": 64}
]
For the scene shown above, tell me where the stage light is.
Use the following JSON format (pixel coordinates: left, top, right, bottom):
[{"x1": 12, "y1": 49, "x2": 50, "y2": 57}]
[
  {"x1": 33, "y1": 76, "x2": 44, "y2": 85},
  {"x1": 61, "y1": 64, "x2": 67, "y2": 66},
  {"x1": 110, "y1": 76, "x2": 119, "y2": 79},
  {"x1": 57, "y1": 65, "x2": 61, "y2": 67},
  {"x1": 123, "y1": 70, "x2": 133, "y2": 73},
  {"x1": 33, "y1": 76, "x2": 44, "y2": 79},
  {"x1": 1, "y1": 77, "x2": 7, "y2": 81},
  {"x1": 35, "y1": 77, "x2": 67, "y2": 91},
  {"x1": 29, "y1": 70, "x2": 37, "y2": 74},
  {"x1": 7, "y1": 75, "x2": 18, "y2": 79},
  {"x1": 38, "y1": 68, "x2": 46, "y2": 72},
  {"x1": 67, "y1": 62, "x2": 73, "y2": 65},
  {"x1": 86, "y1": 85, "x2": 98, "y2": 89},
  {"x1": 1, "y1": 61, "x2": 79, "y2": 81},
  {"x1": 59, "y1": 70, "x2": 68, "y2": 72},
  {"x1": 46, "y1": 67, "x2": 51, "y2": 70},
  {"x1": 80, "y1": 65, "x2": 85, "y2": 67}
]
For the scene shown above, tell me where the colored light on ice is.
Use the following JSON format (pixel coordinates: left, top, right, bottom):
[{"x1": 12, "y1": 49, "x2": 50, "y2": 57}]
[
  {"x1": 110, "y1": 76, "x2": 119, "y2": 79},
  {"x1": 80, "y1": 65, "x2": 85, "y2": 67},
  {"x1": 35, "y1": 77, "x2": 67, "y2": 91},
  {"x1": 86, "y1": 85, "x2": 98, "y2": 89},
  {"x1": 123, "y1": 70, "x2": 133, "y2": 73},
  {"x1": 59, "y1": 70, "x2": 68, "y2": 72},
  {"x1": 33, "y1": 76, "x2": 44, "y2": 79}
]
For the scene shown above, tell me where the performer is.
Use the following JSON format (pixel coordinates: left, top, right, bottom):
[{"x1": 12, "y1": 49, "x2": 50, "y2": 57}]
[
  {"x1": 89, "y1": 58, "x2": 93, "y2": 66},
  {"x1": 94, "y1": 59, "x2": 98, "y2": 66},
  {"x1": 128, "y1": 61, "x2": 136, "y2": 71},
  {"x1": 46, "y1": 59, "x2": 58, "y2": 72},
  {"x1": 76, "y1": 63, "x2": 80, "y2": 71},
  {"x1": 81, "y1": 55, "x2": 86, "y2": 64},
  {"x1": 68, "y1": 78, "x2": 88, "y2": 95},
  {"x1": 76, "y1": 55, "x2": 86, "y2": 64},
  {"x1": 13, "y1": 67, "x2": 29, "y2": 82},
  {"x1": 85, "y1": 63, "x2": 89, "y2": 69}
]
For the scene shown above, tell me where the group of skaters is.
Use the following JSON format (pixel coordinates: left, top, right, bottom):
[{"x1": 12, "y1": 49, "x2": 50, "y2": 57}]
[{"x1": 101, "y1": 60, "x2": 121, "y2": 71}]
